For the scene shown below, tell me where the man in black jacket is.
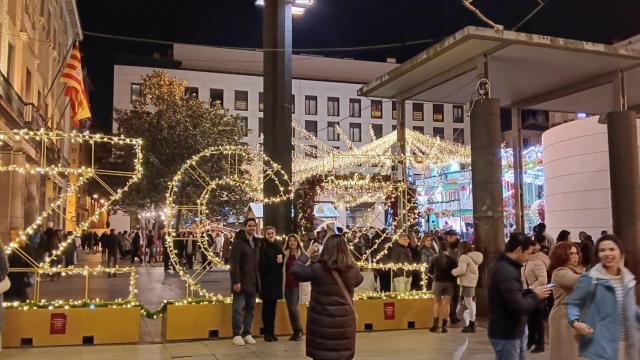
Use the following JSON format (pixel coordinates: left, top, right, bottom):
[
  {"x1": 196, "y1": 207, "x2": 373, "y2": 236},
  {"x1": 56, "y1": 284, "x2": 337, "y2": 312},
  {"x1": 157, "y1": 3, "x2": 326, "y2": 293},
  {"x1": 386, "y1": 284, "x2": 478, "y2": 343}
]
[
  {"x1": 229, "y1": 218, "x2": 260, "y2": 346},
  {"x1": 489, "y1": 232, "x2": 551, "y2": 360}
]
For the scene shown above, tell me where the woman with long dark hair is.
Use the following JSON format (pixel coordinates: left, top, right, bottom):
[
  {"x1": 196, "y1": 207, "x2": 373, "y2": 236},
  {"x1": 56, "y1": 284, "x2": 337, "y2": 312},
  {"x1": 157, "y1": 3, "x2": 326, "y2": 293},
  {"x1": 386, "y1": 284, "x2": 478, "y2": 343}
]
[
  {"x1": 566, "y1": 235, "x2": 639, "y2": 360},
  {"x1": 427, "y1": 240, "x2": 457, "y2": 333},
  {"x1": 282, "y1": 234, "x2": 309, "y2": 341},
  {"x1": 556, "y1": 230, "x2": 571, "y2": 243},
  {"x1": 291, "y1": 234, "x2": 363, "y2": 360},
  {"x1": 259, "y1": 226, "x2": 284, "y2": 342},
  {"x1": 547, "y1": 241, "x2": 583, "y2": 360}
]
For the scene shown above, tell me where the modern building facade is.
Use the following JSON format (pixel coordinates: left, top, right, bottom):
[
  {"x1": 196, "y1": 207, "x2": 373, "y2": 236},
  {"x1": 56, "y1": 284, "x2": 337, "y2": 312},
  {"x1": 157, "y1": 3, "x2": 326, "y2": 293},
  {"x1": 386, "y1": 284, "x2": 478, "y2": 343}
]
[
  {"x1": 113, "y1": 44, "x2": 472, "y2": 151},
  {"x1": 0, "y1": 0, "x2": 83, "y2": 238}
]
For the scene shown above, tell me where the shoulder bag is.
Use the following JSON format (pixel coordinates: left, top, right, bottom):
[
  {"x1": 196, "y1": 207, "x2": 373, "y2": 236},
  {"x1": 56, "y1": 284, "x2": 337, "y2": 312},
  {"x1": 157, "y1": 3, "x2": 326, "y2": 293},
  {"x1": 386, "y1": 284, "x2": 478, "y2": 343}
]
[{"x1": 331, "y1": 270, "x2": 358, "y2": 320}]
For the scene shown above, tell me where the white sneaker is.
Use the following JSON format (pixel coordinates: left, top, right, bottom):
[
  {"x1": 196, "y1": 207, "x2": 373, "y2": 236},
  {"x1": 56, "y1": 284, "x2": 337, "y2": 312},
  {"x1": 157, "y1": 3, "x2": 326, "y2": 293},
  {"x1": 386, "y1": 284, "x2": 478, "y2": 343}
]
[
  {"x1": 243, "y1": 335, "x2": 256, "y2": 345},
  {"x1": 232, "y1": 336, "x2": 245, "y2": 346}
]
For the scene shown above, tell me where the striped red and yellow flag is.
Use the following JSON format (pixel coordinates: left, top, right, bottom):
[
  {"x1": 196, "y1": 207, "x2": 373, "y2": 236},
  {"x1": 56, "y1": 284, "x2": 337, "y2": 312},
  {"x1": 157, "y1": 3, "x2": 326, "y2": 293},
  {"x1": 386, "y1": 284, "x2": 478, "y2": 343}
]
[{"x1": 60, "y1": 42, "x2": 91, "y2": 128}]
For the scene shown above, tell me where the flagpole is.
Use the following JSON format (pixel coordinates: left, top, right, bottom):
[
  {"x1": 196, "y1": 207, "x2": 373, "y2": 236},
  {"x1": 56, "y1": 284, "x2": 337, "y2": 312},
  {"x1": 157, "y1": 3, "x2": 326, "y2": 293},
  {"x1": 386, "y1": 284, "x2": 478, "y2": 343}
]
[{"x1": 41, "y1": 38, "x2": 78, "y2": 111}]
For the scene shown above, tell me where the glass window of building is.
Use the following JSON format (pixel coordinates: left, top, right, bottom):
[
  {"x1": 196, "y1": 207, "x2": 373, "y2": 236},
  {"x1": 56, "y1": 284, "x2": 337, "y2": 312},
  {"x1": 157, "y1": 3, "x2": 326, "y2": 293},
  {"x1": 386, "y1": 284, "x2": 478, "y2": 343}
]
[
  {"x1": 412, "y1": 103, "x2": 424, "y2": 121},
  {"x1": 371, "y1": 100, "x2": 383, "y2": 119},
  {"x1": 349, "y1": 123, "x2": 362, "y2": 142},
  {"x1": 328, "y1": 97, "x2": 340, "y2": 117},
  {"x1": 433, "y1": 103, "x2": 444, "y2": 122},
  {"x1": 327, "y1": 121, "x2": 340, "y2": 141},
  {"x1": 453, "y1": 105, "x2": 464, "y2": 123},
  {"x1": 349, "y1": 98, "x2": 361, "y2": 118},
  {"x1": 305, "y1": 95, "x2": 317, "y2": 115},
  {"x1": 235, "y1": 90, "x2": 249, "y2": 111}
]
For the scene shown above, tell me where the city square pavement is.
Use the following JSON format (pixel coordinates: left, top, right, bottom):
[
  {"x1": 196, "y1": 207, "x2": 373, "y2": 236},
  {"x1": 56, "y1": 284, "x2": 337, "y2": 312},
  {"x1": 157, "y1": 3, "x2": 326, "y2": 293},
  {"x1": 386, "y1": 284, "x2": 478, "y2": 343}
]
[
  {"x1": 10, "y1": 251, "x2": 549, "y2": 359},
  {"x1": 2, "y1": 328, "x2": 549, "y2": 360}
]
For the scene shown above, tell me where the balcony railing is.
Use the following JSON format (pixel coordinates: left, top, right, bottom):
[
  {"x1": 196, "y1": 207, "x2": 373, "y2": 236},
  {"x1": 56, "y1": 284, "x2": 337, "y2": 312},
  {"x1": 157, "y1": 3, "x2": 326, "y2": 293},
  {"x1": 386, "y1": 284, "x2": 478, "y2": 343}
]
[{"x1": 0, "y1": 71, "x2": 26, "y2": 124}]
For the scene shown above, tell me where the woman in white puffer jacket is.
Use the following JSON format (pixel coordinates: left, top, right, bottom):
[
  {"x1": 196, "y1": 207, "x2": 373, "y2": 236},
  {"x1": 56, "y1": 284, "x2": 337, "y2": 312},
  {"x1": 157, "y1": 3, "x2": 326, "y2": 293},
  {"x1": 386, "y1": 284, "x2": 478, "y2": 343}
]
[{"x1": 451, "y1": 241, "x2": 483, "y2": 333}]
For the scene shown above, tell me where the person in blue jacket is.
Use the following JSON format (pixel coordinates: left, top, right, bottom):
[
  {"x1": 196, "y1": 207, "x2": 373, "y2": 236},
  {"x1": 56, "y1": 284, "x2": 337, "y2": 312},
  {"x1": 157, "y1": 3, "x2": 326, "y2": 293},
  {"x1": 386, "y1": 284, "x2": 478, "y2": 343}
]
[{"x1": 566, "y1": 234, "x2": 640, "y2": 360}]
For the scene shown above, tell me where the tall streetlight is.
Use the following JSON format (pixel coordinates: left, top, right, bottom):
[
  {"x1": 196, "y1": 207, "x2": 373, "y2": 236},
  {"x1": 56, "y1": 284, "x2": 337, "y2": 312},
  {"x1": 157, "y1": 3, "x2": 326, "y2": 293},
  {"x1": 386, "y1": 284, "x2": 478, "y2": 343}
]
[{"x1": 256, "y1": 0, "x2": 313, "y2": 234}]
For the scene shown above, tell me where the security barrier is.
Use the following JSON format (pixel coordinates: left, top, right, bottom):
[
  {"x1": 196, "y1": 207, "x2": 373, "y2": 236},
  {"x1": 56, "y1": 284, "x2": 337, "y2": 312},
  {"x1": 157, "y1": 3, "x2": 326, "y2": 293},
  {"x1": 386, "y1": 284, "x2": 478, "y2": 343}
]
[
  {"x1": 2, "y1": 306, "x2": 141, "y2": 347},
  {"x1": 162, "y1": 297, "x2": 433, "y2": 341}
]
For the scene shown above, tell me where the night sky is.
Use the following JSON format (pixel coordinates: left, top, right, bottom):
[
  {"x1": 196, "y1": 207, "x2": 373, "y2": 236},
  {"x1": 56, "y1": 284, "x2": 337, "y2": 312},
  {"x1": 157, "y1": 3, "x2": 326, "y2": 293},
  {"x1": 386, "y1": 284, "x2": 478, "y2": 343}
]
[{"x1": 77, "y1": 0, "x2": 640, "y2": 132}]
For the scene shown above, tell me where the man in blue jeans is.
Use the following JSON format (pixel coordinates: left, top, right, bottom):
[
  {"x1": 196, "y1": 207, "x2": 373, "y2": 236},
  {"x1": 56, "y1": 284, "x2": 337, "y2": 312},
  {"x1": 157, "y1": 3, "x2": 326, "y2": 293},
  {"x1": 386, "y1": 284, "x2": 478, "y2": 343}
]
[
  {"x1": 229, "y1": 218, "x2": 261, "y2": 346},
  {"x1": 488, "y1": 233, "x2": 551, "y2": 360}
]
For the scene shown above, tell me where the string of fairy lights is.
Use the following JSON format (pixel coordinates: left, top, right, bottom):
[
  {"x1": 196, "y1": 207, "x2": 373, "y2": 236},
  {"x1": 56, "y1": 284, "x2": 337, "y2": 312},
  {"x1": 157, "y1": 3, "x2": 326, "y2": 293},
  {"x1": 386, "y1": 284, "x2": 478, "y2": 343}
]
[
  {"x1": 1, "y1": 123, "x2": 473, "y2": 311},
  {"x1": 0, "y1": 129, "x2": 143, "y2": 270}
]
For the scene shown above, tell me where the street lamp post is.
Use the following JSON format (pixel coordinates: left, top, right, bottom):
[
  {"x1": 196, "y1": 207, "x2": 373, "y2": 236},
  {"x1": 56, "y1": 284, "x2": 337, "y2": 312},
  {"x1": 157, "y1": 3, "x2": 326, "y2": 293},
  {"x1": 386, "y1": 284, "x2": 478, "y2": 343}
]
[{"x1": 258, "y1": 0, "x2": 312, "y2": 234}]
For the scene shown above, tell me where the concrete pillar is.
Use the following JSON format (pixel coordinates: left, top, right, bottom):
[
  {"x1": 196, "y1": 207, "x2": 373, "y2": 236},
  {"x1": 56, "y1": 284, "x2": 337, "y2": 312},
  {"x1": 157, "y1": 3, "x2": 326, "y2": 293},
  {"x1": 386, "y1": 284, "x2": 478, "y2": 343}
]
[
  {"x1": 0, "y1": 152, "x2": 26, "y2": 239},
  {"x1": 606, "y1": 110, "x2": 640, "y2": 293},
  {"x1": 24, "y1": 172, "x2": 39, "y2": 228},
  {"x1": 396, "y1": 100, "x2": 407, "y2": 228},
  {"x1": 470, "y1": 98, "x2": 504, "y2": 316},
  {"x1": 262, "y1": 0, "x2": 293, "y2": 234}
]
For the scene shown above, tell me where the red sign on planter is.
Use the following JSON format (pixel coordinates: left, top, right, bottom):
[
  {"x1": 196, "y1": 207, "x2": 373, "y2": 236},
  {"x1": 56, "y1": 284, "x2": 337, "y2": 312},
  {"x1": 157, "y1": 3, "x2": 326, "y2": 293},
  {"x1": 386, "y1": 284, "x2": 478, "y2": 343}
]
[
  {"x1": 50, "y1": 313, "x2": 67, "y2": 335},
  {"x1": 383, "y1": 302, "x2": 395, "y2": 320}
]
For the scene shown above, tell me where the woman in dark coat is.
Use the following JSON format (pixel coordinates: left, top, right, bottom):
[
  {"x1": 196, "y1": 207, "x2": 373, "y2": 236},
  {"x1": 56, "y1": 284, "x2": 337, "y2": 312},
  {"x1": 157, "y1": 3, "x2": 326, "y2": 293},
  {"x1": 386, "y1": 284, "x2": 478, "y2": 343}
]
[
  {"x1": 259, "y1": 226, "x2": 284, "y2": 342},
  {"x1": 292, "y1": 233, "x2": 364, "y2": 360}
]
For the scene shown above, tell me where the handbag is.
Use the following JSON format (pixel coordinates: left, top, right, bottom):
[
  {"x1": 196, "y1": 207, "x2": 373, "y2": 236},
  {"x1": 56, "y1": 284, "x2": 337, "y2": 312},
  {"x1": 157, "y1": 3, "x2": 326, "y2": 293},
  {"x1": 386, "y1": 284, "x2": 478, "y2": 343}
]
[
  {"x1": 0, "y1": 276, "x2": 11, "y2": 294},
  {"x1": 331, "y1": 270, "x2": 358, "y2": 320}
]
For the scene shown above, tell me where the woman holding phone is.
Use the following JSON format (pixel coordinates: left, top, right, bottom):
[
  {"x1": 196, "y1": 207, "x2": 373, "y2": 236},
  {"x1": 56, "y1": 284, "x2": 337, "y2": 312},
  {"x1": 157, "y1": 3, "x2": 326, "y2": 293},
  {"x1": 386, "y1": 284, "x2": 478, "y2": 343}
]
[
  {"x1": 260, "y1": 226, "x2": 285, "y2": 342},
  {"x1": 282, "y1": 234, "x2": 310, "y2": 341},
  {"x1": 566, "y1": 235, "x2": 640, "y2": 360},
  {"x1": 291, "y1": 234, "x2": 363, "y2": 360}
]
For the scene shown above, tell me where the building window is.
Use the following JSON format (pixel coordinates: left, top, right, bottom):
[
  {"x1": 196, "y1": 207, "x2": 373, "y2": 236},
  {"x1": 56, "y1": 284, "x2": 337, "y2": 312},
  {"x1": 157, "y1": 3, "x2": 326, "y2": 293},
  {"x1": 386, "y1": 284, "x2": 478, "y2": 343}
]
[
  {"x1": 240, "y1": 116, "x2": 248, "y2": 137},
  {"x1": 184, "y1": 87, "x2": 198, "y2": 98},
  {"x1": 349, "y1": 123, "x2": 362, "y2": 142},
  {"x1": 349, "y1": 98, "x2": 361, "y2": 118},
  {"x1": 412, "y1": 103, "x2": 424, "y2": 121},
  {"x1": 235, "y1": 90, "x2": 248, "y2": 111},
  {"x1": 433, "y1": 127, "x2": 445, "y2": 139},
  {"x1": 305, "y1": 145, "x2": 318, "y2": 158},
  {"x1": 413, "y1": 126, "x2": 424, "y2": 134},
  {"x1": 259, "y1": 92, "x2": 264, "y2": 112},
  {"x1": 305, "y1": 120, "x2": 318, "y2": 137},
  {"x1": 392, "y1": 101, "x2": 398, "y2": 120},
  {"x1": 371, "y1": 124, "x2": 383, "y2": 139},
  {"x1": 453, "y1": 128, "x2": 464, "y2": 144},
  {"x1": 291, "y1": 94, "x2": 295, "y2": 113},
  {"x1": 24, "y1": 68, "x2": 32, "y2": 101},
  {"x1": 523, "y1": 136, "x2": 531, "y2": 148},
  {"x1": 7, "y1": 43, "x2": 15, "y2": 83},
  {"x1": 327, "y1": 97, "x2": 340, "y2": 116},
  {"x1": 371, "y1": 100, "x2": 383, "y2": 119},
  {"x1": 130, "y1": 83, "x2": 143, "y2": 102},
  {"x1": 305, "y1": 95, "x2": 317, "y2": 115},
  {"x1": 327, "y1": 121, "x2": 340, "y2": 141},
  {"x1": 210, "y1": 88, "x2": 223, "y2": 106},
  {"x1": 433, "y1": 103, "x2": 444, "y2": 122},
  {"x1": 453, "y1": 105, "x2": 464, "y2": 123},
  {"x1": 259, "y1": 117, "x2": 263, "y2": 137},
  {"x1": 392, "y1": 125, "x2": 397, "y2": 131}
]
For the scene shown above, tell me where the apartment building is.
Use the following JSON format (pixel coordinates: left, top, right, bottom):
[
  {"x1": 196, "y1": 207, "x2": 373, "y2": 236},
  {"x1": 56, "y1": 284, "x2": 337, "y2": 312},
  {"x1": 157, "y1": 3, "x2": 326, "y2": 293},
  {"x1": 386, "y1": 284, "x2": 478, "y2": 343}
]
[{"x1": 0, "y1": 0, "x2": 82, "y2": 237}]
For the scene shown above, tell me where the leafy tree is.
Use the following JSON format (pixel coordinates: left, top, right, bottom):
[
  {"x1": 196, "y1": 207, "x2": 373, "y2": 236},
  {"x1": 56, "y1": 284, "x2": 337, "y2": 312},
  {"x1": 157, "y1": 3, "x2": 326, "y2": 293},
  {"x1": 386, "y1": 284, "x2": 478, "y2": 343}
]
[{"x1": 112, "y1": 70, "x2": 250, "y2": 222}]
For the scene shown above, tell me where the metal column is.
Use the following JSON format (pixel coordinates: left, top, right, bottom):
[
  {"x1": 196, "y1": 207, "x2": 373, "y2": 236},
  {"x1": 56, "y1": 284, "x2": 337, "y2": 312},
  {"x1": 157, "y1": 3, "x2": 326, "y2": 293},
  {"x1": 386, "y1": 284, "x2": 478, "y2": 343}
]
[
  {"x1": 471, "y1": 98, "x2": 504, "y2": 316},
  {"x1": 395, "y1": 100, "x2": 408, "y2": 228},
  {"x1": 263, "y1": 0, "x2": 293, "y2": 234},
  {"x1": 606, "y1": 110, "x2": 640, "y2": 295},
  {"x1": 511, "y1": 107, "x2": 525, "y2": 232}
]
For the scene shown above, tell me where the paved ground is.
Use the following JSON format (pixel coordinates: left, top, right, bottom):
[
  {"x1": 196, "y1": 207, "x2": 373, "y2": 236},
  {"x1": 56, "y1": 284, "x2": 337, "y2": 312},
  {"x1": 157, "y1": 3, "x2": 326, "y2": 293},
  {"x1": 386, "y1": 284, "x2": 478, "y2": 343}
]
[{"x1": 2, "y1": 327, "x2": 549, "y2": 360}]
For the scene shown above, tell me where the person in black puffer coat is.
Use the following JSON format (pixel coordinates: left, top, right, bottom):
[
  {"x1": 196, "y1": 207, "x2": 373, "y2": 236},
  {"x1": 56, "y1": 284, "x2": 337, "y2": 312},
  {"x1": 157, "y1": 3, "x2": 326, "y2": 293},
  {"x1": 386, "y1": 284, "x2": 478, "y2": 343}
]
[
  {"x1": 259, "y1": 226, "x2": 284, "y2": 342},
  {"x1": 427, "y1": 240, "x2": 457, "y2": 333},
  {"x1": 292, "y1": 234, "x2": 363, "y2": 360}
]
